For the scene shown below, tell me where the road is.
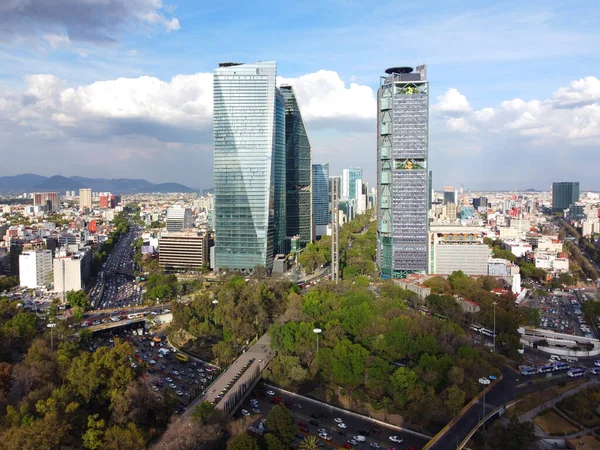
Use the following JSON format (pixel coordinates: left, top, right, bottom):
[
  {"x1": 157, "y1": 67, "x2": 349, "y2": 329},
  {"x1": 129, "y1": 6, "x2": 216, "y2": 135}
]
[{"x1": 237, "y1": 384, "x2": 429, "y2": 449}]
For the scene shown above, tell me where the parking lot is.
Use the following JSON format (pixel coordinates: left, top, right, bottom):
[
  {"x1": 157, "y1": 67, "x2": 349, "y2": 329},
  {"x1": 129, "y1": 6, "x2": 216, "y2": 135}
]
[
  {"x1": 235, "y1": 385, "x2": 428, "y2": 450},
  {"x1": 93, "y1": 325, "x2": 220, "y2": 415}
]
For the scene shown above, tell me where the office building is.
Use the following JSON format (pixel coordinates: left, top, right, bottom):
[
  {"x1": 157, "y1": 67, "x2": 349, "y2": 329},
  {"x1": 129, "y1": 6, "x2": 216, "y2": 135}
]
[
  {"x1": 429, "y1": 227, "x2": 489, "y2": 276},
  {"x1": 568, "y1": 204, "x2": 586, "y2": 221},
  {"x1": 33, "y1": 192, "x2": 60, "y2": 212},
  {"x1": 280, "y1": 85, "x2": 312, "y2": 248},
  {"x1": 166, "y1": 207, "x2": 193, "y2": 232},
  {"x1": 377, "y1": 65, "x2": 429, "y2": 278},
  {"x1": 443, "y1": 187, "x2": 457, "y2": 205},
  {"x1": 19, "y1": 250, "x2": 53, "y2": 289},
  {"x1": 472, "y1": 197, "x2": 488, "y2": 210},
  {"x1": 159, "y1": 230, "x2": 209, "y2": 271},
  {"x1": 428, "y1": 171, "x2": 433, "y2": 210},
  {"x1": 53, "y1": 248, "x2": 92, "y2": 301},
  {"x1": 213, "y1": 61, "x2": 286, "y2": 271},
  {"x1": 79, "y1": 188, "x2": 92, "y2": 210},
  {"x1": 312, "y1": 163, "x2": 330, "y2": 238},
  {"x1": 552, "y1": 182, "x2": 579, "y2": 212},
  {"x1": 342, "y1": 167, "x2": 363, "y2": 201}
]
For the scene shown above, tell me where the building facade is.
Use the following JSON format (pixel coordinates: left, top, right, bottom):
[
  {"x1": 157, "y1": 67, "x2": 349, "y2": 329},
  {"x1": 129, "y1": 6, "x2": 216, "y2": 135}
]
[
  {"x1": 280, "y1": 85, "x2": 312, "y2": 248},
  {"x1": 79, "y1": 188, "x2": 92, "y2": 210},
  {"x1": 19, "y1": 250, "x2": 53, "y2": 288},
  {"x1": 377, "y1": 65, "x2": 429, "y2": 278},
  {"x1": 159, "y1": 231, "x2": 208, "y2": 271},
  {"x1": 213, "y1": 61, "x2": 286, "y2": 271},
  {"x1": 312, "y1": 163, "x2": 330, "y2": 238},
  {"x1": 166, "y1": 207, "x2": 193, "y2": 232},
  {"x1": 342, "y1": 167, "x2": 363, "y2": 201},
  {"x1": 33, "y1": 192, "x2": 60, "y2": 212},
  {"x1": 429, "y1": 230, "x2": 489, "y2": 276},
  {"x1": 552, "y1": 182, "x2": 579, "y2": 212}
]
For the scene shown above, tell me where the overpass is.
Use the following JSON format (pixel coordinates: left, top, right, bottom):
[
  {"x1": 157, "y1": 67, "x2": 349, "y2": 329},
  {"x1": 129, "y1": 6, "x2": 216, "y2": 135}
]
[{"x1": 86, "y1": 318, "x2": 146, "y2": 333}]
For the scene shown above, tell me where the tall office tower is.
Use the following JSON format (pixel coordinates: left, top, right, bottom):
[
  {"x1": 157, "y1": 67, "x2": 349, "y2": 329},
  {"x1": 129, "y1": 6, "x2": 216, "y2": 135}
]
[
  {"x1": 330, "y1": 176, "x2": 341, "y2": 282},
  {"x1": 79, "y1": 188, "x2": 92, "y2": 210},
  {"x1": 213, "y1": 61, "x2": 286, "y2": 272},
  {"x1": 443, "y1": 186, "x2": 456, "y2": 205},
  {"x1": 428, "y1": 171, "x2": 433, "y2": 210},
  {"x1": 377, "y1": 65, "x2": 429, "y2": 278},
  {"x1": 33, "y1": 192, "x2": 60, "y2": 212},
  {"x1": 280, "y1": 85, "x2": 312, "y2": 248},
  {"x1": 341, "y1": 167, "x2": 363, "y2": 201},
  {"x1": 312, "y1": 163, "x2": 330, "y2": 238},
  {"x1": 166, "y1": 207, "x2": 193, "y2": 232},
  {"x1": 552, "y1": 182, "x2": 580, "y2": 212}
]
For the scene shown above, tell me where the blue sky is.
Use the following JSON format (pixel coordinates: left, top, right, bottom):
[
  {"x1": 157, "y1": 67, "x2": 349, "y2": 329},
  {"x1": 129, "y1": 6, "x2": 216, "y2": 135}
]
[{"x1": 0, "y1": 0, "x2": 599, "y2": 190}]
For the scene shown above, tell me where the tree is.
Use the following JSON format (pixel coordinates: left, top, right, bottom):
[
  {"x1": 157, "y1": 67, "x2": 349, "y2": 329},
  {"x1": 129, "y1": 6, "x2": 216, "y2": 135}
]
[
  {"x1": 444, "y1": 385, "x2": 466, "y2": 417},
  {"x1": 489, "y1": 417, "x2": 537, "y2": 450},
  {"x1": 102, "y1": 423, "x2": 145, "y2": 450},
  {"x1": 66, "y1": 290, "x2": 90, "y2": 309},
  {"x1": 375, "y1": 396, "x2": 393, "y2": 421},
  {"x1": 264, "y1": 433, "x2": 286, "y2": 450},
  {"x1": 298, "y1": 435, "x2": 320, "y2": 450},
  {"x1": 192, "y1": 401, "x2": 216, "y2": 425},
  {"x1": 82, "y1": 413, "x2": 105, "y2": 450},
  {"x1": 265, "y1": 404, "x2": 295, "y2": 447},
  {"x1": 227, "y1": 433, "x2": 259, "y2": 450},
  {"x1": 390, "y1": 367, "x2": 421, "y2": 406}
]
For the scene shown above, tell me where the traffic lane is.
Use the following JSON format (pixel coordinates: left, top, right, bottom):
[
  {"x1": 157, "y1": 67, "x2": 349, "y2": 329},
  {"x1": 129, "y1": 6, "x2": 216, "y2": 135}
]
[{"x1": 240, "y1": 388, "x2": 428, "y2": 450}]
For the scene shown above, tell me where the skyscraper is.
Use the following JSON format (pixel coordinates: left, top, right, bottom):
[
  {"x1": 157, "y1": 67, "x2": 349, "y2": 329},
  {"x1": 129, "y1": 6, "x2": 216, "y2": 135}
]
[
  {"x1": 342, "y1": 167, "x2": 363, "y2": 201},
  {"x1": 33, "y1": 192, "x2": 60, "y2": 212},
  {"x1": 377, "y1": 65, "x2": 429, "y2": 278},
  {"x1": 552, "y1": 182, "x2": 580, "y2": 212},
  {"x1": 79, "y1": 188, "x2": 92, "y2": 210},
  {"x1": 213, "y1": 61, "x2": 286, "y2": 272},
  {"x1": 280, "y1": 85, "x2": 312, "y2": 248},
  {"x1": 312, "y1": 163, "x2": 330, "y2": 238},
  {"x1": 166, "y1": 207, "x2": 193, "y2": 232}
]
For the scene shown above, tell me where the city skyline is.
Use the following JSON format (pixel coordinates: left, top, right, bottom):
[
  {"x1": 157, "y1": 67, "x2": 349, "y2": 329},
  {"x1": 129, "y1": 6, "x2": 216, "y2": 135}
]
[{"x1": 0, "y1": 1, "x2": 599, "y2": 189}]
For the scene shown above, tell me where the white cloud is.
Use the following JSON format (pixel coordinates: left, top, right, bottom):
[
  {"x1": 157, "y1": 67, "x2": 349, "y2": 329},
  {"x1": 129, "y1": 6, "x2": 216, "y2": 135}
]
[
  {"x1": 277, "y1": 70, "x2": 376, "y2": 122},
  {"x1": 433, "y1": 88, "x2": 471, "y2": 114},
  {"x1": 551, "y1": 76, "x2": 600, "y2": 108},
  {"x1": 44, "y1": 33, "x2": 70, "y2": 49}
]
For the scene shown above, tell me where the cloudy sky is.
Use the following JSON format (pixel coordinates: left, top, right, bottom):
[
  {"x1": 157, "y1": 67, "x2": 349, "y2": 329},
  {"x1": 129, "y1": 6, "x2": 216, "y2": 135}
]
[{"x1": 0, "y1": 0, "x2": 599, "y2": 190}]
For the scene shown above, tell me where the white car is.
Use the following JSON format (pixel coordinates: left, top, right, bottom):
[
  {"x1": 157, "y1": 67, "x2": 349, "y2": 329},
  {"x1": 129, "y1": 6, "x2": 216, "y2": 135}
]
[
  {"x1": 266, "y1": 390, "x2": 275, "y2": 396},
  {"x1": 389, "y1": 436, "x2": 404, "y2": 444},
  {"x1": 319, "y1": 433, "x2": 331, "y2": 441},
  {"x1": 241, "y1": 409, "x2": 250, "y2": 416},
  {"x1": 337, "y1": 423, "x2": 347, "y2": 429},
  {"x1": 334, "y1": 417, "x2": 344, "y2": 423},
  {"x1": 252, "y1": 408, "x2": 261, "y2": 414},
  {"x1": 594, "y1": 360, "x2": 600, "y2": 367}
]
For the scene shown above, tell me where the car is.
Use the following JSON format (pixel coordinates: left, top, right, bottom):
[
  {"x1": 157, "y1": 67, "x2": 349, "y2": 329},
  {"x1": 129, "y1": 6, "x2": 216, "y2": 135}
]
[
  {"x1": 342, "y1": 444, "x2": 352, "y2": 449},
  {"x1": 334, "y1": 417, "x2": 344, "y2": 423},
  {"x1": 295, "y1": 433, "x2": 304, "y2": 439},
  {"x1": 294, "y1": 403, "x2": 303, "y2": 409},
  {"x1": 369, "y1": 443, "x2": 381, "y2": 449},
  {"x1": 318, "y1": 428, "x2": 327, "y2": 434},
  {"x1": 252, "y1": 408, "x2": 261, "y2": 413},
  {"x1": 165, "y1": 377, "x2": 173, "y2": 382},
  {"x1": 354, "y1": 435, "x2": 366, "y2": 442},
  {"x1": 595, "y1": 360, "x2": 600, "y2": 367},
  {"x1": 318, "y1": 433, "x2": 331, "y2": 441},
  {"x1": 266, "y1": 390, "x2": 275, "y2": 396},
  {"x1": 337, "y1": 423, "x2": 347, "y2": 429},
  {"x1": 169, "y1": 383, "x2": 177, "y2": 389},
  {"x1": 347, "y1": 439, "x2": 358, "y2": 446},
  {"x1": 389, "y1": 436, "x2": 403, "y2": 444},
  {"x1": 591, "y1": 368, "x2": 600, "y2": 375},
  {"x1": 176, "y1": 391, "x2": 183, "y2": 396},
  {"x1": 241, "y1": 409, "x2": 250, "y2": 416},
  {"x1": 299, "y1": 426, "x2": 309, "y2": 433}
]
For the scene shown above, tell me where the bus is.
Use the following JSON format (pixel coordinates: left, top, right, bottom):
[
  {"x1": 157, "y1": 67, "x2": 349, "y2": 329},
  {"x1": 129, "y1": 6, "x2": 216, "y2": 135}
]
[
  {"x1": 127, "y1": 312, "x2": 143, "y2": 320},
  {"x1": 433, "y1": 313, "x2": 447, "y2": 322},
  {"x1": 481, "y1": 328, "x2": 496, "y2": 337},
  {"x1": 469, "y1": 325, "x2": 482, "y2": 333},
  {"x1": 552, "y1": 362, "x2": 569, "y2": 372},
  {"x1": 418, "y1": 306, "x2": 431, "y2": 316},
  {"x1": 537, "y1": 364, "x2": 554, "y2": 374},
  {"x1": 521, "y1": 367, "x2": 538, "y2": 376},
  {"x1": 175, "y1": 353, "x2": 189, "y2": 362},
  {"x1": 567, "y1": 368, "x2": 586, "y2": 378}
]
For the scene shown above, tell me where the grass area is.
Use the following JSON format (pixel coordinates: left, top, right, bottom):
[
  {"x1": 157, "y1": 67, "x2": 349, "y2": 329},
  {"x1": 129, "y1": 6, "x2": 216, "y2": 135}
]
[
  {"x1": 505, "y1": 379, "x2": 588, "y2": 419},
  {"x1": 557, "y1": 385, "x2": 600, "y2": 429},
  {"x1": 534, "y1": 409, "x2": 579, "y2": 436}
]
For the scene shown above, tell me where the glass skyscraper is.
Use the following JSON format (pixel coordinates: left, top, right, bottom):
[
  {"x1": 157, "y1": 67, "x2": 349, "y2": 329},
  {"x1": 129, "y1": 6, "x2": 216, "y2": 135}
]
[
  {"x1": 342, "y1": 167, "x2": 363, "y2": 201},
  {"x1": 312, "y1": 163, "x2": 329, "y2": 237},
  {"x1": 213, "y1": 61, "x2": 286, "y2": 271},
  {"x1": 552, "y1": 182, "x2": 580, "y2": 212},
  {"x1": 280, "y1": 85, "x2": 312, "y2": 248},
  {"x1": 377, "y1": 65, "x2": 429, "y2": 278}
]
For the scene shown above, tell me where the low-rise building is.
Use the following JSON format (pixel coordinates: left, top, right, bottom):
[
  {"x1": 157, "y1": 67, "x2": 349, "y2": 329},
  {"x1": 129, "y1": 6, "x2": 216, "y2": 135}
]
[
  {"x1": 159, "y1": 230, "x2": 208, "y2": 271},
  {"x1": 429, "y1": 227, "x2": 489, "y2": 276}
]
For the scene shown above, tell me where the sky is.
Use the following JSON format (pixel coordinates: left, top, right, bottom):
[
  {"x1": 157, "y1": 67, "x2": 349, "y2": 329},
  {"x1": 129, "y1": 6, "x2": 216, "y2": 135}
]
[{"x1": 0, "y1": 0, "x2": 599, "y2": 190}]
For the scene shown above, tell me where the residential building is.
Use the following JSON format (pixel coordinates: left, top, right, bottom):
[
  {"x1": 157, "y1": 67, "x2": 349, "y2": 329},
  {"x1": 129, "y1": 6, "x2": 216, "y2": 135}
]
[
  {"x1": 502, "y1": 240, "x2": 533, "y2": 258},
  {"x1": 280, "y1": 85, "x2": 312, "y2": 248},
  {"x1": 159, "y1": 230, "x2": 208, "y2": 271},
  {"x1": 53, "y1": 248, "x2": 92, "y2": 301},
  {"x1": 33, "y1": 192, "x2": 60, "y2": 212},
  {"x1": 166, "y1": 207, "x2": 193, "y2": 232},
  {"x1": 377, "y1": 65, "x2": 429, "y2": 278},
  {"x1": 79, "y1": 188, "x2": 92, "y2": 210},
  {"x1": 552, "y1": 182, "x2": 579, "y2": 212},
  {"x1": 312, "y1": 163, "x2": 330, "y2": 238},
  {"x1": 213, "y1": 61, "x2": 286, "y2": 271},
  {"x1": 488, "y1": 258, "x2": 520, "y2": 277},
  {"x1": 568, "y1": 204, "x2": 586, "y2": 221},
  {"x1": 19, "y1": 250, "x2": 53, "y2": 288},
  {"x1": 99, "y1": 194, "x2": 109, "y2": 209},
  {"x1": 472, "y1": 197, "x2": 488, "y2": 210}
]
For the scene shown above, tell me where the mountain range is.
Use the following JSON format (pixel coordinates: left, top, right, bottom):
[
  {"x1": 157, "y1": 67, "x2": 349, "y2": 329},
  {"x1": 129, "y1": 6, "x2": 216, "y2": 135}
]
[{"x1": 0, "y1": 174, "x2": 198, "y2": 194}]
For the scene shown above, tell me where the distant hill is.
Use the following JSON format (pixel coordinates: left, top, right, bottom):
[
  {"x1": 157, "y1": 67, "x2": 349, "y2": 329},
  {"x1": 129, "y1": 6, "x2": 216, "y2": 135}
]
[
  {"x1": 0, "y1": 174, "x2": 196, "y2": 194},
  {"x1": 35, "y1": 175, "x2": 83, "y2": 191}
]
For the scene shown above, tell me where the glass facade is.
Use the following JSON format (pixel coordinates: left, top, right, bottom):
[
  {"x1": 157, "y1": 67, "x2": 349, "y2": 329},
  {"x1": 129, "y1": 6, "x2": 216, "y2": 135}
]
[
  {"x1": 280, "y1": 85, "x2": 312, "y2": 248},
  {"x1": 312, "y1": 163, "x2": 330, "y2": 226},
  {"x1": 213, "y1": 61, "x2": 286, "y2": 271},
  {"x1": 377, "y1": 65, "x2": 429, "y2": 278},
  {"x1": 552, "y1": 182, "x2": 580, "y2": 212}
]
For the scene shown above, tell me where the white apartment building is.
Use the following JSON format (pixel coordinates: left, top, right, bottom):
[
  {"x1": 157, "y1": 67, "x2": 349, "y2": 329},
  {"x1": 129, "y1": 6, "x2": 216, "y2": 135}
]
[
  {"x1": 429, "y1": 227, "x2": 490, "y2": 276},
  {"x1": 79, "y1": 188, "x2": 92, "y2": 210},
  {"x1": 534, "y1": 255, "x2": 569, "y2": 273},
  {"x1": 488, "y1": 258, "x2": 519, "y2": 277},
  {"x1": 166, "y1": 207, "x2": 193, "y2": 233},
  {"x1": 502, "y1": 240, "x2": 533, "y2": 258},
  {"x1": 19, "y1": 250, "x2": 53, "y2": 289}
]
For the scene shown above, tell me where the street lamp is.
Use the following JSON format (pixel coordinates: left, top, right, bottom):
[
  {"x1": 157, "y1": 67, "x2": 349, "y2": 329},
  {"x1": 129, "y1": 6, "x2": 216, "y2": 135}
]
[
  {"x1": 479, "y1": 377, "x2": 491, "y2": 431},
  {"x1": 492, "y1": 301, "x2": 497, "y2": 352},
  {"x1": 47, "y1": 323, "x2": 56, "y2": 350},
  {"x1": 313, "y1": 328, "x2": 322, "y2": 354}
]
